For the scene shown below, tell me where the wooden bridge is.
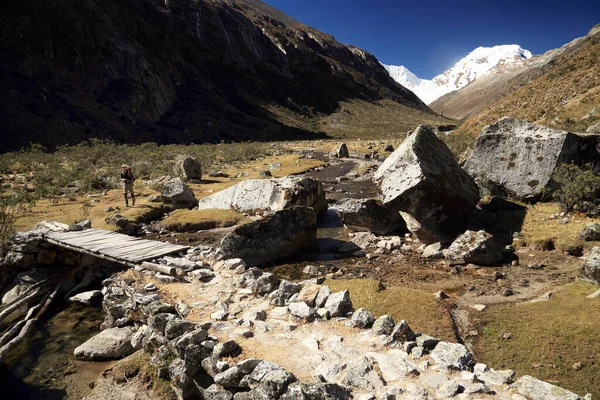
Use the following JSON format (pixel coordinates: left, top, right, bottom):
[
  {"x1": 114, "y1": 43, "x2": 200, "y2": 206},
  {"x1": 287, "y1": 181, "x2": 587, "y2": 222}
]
[{"x1": 42, "y1": 228, "x2": 190, "y2": 265}]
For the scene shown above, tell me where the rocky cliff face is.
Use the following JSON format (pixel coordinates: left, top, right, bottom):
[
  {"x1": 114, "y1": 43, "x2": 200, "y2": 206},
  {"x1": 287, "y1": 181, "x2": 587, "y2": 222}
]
[{"x1": 0, "y1": 0, "x2": 430, "y2": 152}]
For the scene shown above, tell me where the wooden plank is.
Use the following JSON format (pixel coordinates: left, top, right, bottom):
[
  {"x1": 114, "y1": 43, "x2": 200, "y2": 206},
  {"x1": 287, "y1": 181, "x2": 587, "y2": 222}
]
[{"x1": 44, "y1": 228, "x2": 189, "y2": 264}]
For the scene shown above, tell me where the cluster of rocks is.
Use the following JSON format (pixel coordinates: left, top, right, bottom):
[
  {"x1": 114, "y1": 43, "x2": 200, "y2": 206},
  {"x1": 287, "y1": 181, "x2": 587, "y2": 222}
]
[{"x1": 71, "y1": 247, "x2": 587, "y2": 400}]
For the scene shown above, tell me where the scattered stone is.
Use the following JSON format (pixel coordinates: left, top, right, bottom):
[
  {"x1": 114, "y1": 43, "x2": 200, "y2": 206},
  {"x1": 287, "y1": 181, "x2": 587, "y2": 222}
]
[
  {"x1": 221, "y1": 207, "x2": 317, "y2": 266},
  {"x1": 258, "y1": 170, "x2": 272, "y2": 177},
  {"x1": 435, "y1": 291, "x2": 449, "y2": 300},
  {"x1": 213, "y1": 340, "x2": 242, "y2": 358},
  {"x1": 288, "y1": 302, "x2": 315, "y2": 319},
  {"x1": 148, "y1": 313, "x2": 179, "y2": 334},
  {"x1": 384, "y1": 144, "x2": 394, "y2": 152},
  {"x1": 372, "y1": 314, "x2": 395, "y2": 336},
  {"x1": 144, "y1": 283, "x2": 158, "y2": 292},
  {"x1": 502, "y1": 288, "x2": 514, "y2": 297},
  {"x1": 391, "y1": 320, "x2": 416, "y2": 343},
  {"x1": 295, "y1": 284, "x2": 321, "y2": 307},
  {"x1": 165, "y1": 319, "x2": 195, "y2": 340},
  {"x1": 175, "y1": 156, "x2": 202, "y2": 180},
  {"x1": 430, "y1": 341, "x2": 473, "y2": 371},
  {"x1": 324, "y1": 289, "x2": 353, "y2": 317},
  {"x1": 437, "y1": 380, "x2": 460, "y2": 398},
  {"x1": 68, "y1": 290, "x2": 103, "y2": 307},
  {"x1": 161, "y1": 177, "x2": 198, "y2": 209},
  {"x1": 315, "y1": 286, "x2": 331, "y2": 308},
  {"x1": 416, "y1": 334, "x2": 440, "y2": 350},
  {"x1": 303, "y1": 265, "x2": 320, "y2": 276},
  {"x1": 208, "y1": 170, "x2": 230, "y2": 178},
  {"x1": 196, "y1": 176, "x2": 326, "y2": 215},
  {"x1": 331, "y1": 143, "x2": 349, "y2": 158},
  {"x1": 420, "y1": 371, "x2": 449, "y2": 389},
  {"x1": 74, "y1": 327, "x2": 136, "y2": 360},
  {"x1": 367, "y1": 350, "x2": 417, "y2": 383},
  {"x1": 512, "y1": 375, "x2": 583, "y2": 400},
  {"x1": 347, "y1": 308, "x2": 375, "y2": 329},
  {"x1": 530, "y1": 292, "x2": 553, "y2": 303},
  {"x1": 283, "y1": 382, "x2": 352, "y2": 399},
  {"x1": 423, "y1": 242, "x2": 445, "y2": 259},
  {"x1": 446, "y1": 230, "x2": 503, "y2": 266},
  {"x1": 105, "y1": 214, "x2": 137, "y2": 235},
  {"x1": 331, "y1": 198, "x2": 406, "y2": 235},
  {"x1": 374, "y1": 125, "x2": 480, "y2": 244},
  {"x1": 269, "y1": 162, "x2": 282, "y2": 171},
  {"x1": 479, "y1": 369, "x2": 515, "y2": 385},
  {"x1": 189, "y1": 269, "x2": 215, "y2": 282},
  {"x1": 580, "y1": 246, "x2": 600, "y2": 284}
]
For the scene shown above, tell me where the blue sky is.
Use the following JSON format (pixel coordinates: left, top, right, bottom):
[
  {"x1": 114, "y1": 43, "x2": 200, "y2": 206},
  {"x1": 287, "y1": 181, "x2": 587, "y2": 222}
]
[{"x1": 263, "y1": 0, "x2": 600, "y2": 79}]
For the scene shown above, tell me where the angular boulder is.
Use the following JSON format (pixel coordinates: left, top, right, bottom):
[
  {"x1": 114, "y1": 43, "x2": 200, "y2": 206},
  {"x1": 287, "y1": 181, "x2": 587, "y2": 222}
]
[
  {"x1": 161, "y1": 177, "x2": 198, "y2": 209},
  {"x1": 430, "y1": 341, "x2": 473, "y2": 371},
  {"x1": 220, "y1": 207, "x2": 317, "y2": 266},
  {"x1": 324, "y1": 289, "x2": 353, "y2": 317},
  {"x1": 74, "y1": 327, "x2": 136, "y2": 360},
  {"x1": 331, "y1": 143, "x2": 349, "y2": 158},
  {"x1": 580, "y1": 246, "x2": 600, "y2": 284},
  {"x1": 68, "y1": 290, "x2": 103, "y2": 307},
  {"x1": 579, "y1": 223, "x2": 600, "y2": 241},
  {"x1": 464, "y1": 117, "x2": 600, "y2": 200},
  {"x1": 175, "y1": 156, "x2": 202, "y2": 180},
  {"x1": 331, "y1": 198, "x2": 406, "y2": 235},
  {"x1": 374, "y1": 125, "x2": 480, "y2": 244},
  {"x1": 512, "y1": 375, "x2": 583, "y2": 400},
  {"x1": 196, "y1": 176, "x2": 326, "y2": 215},
  {"x1": 445, "y1": 230, "x2": 503, "y2": 266}
]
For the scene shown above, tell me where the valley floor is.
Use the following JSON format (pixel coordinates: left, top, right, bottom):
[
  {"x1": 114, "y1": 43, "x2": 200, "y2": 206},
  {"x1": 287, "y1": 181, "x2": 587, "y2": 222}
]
[{"x1": 5, "y1": 139, "x2": 600, "y2": 399}]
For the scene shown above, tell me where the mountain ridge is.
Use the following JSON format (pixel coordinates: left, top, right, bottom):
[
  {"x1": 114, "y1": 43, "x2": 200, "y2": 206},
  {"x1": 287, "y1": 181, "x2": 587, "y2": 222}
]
[
  {"x1": 0, "y1": 0, "x2": 443, "y2": 152},
  {"x1": 383, "y1": 44, "x2": 532, "y2": 104}
]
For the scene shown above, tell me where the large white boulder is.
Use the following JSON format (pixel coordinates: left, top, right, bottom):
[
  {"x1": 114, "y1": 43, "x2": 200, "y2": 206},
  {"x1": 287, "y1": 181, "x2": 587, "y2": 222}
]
[
  {"x1": 220, "y1": 206, "x2": 317, "y2": 266},
  {"x1": 196, "y1": 176, "x2": 326, "y2": 215},
  {"x1": 374, "y1": 125, "x2": 480, "y2": 244},
  {"x1": 464, "y1": 117, "x2": 600, "y2": 200},
  {"x1": 74, "y1": 327, "x2": 136, "y2": 360}
]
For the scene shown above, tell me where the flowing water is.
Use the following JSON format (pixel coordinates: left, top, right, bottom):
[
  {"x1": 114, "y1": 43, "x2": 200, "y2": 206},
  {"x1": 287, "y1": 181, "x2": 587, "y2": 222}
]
[{"x1": 0, "y1": 300, "x2": 109, "y2": 399}]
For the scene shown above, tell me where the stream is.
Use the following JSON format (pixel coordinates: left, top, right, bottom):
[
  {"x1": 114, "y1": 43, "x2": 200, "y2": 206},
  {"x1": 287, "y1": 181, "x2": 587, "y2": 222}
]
[{"x1": 0, "y1": 300, "x2": 109, "y2": 399}]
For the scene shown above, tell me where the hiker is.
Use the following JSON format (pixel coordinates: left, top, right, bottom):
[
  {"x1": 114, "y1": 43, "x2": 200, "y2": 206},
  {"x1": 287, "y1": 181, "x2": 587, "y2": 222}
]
[{"x1": 120, "y1": 164, "x2": 136, "y2": 207}]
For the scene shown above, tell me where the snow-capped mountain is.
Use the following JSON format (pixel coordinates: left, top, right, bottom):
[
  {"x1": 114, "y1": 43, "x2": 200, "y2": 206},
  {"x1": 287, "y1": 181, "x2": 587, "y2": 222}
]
[{"x1": 383, "y1": 45, "x2": 533, "y2": 104}]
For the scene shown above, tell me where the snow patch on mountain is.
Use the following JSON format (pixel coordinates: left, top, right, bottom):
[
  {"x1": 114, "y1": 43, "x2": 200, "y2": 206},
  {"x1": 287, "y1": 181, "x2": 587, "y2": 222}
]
[{"x1": 383, "y1": 45, "x2": 533, "y2": 104}]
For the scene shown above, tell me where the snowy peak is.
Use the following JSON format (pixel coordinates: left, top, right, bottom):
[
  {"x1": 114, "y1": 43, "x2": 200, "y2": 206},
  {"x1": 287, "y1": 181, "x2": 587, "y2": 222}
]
[
  {"x1": 382, "y1": 64, "x2": 423, "y2": 90},
  {"x1": 384, "y1": 44, "x2": 533, "y2": 104}
]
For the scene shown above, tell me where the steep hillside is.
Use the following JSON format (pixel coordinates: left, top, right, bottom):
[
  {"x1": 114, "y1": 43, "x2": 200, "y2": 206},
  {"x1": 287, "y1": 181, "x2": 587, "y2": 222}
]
[
  {"x1": 0, "y1": 0, "x2": 443, "y2": 152},
  {"x1": 455, "y1": 25, "x2": 600, "y2": 141},
  {"x1": 431, "y1": 25, "x2": 600, "y2": 120}
]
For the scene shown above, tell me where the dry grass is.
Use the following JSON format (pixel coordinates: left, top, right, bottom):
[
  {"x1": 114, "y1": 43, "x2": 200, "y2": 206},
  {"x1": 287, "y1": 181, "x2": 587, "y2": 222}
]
[
  {"x1": 265, "y1": 98, "x2": 456, "y2": 141},
  {"x1": 520, "y1": 202, "x2": 600, "y2": 251},
  {"x1": 325, "y1": 279, "x2": 456, "y2": 341},
  {"x1": 162, "y1": 209, "x2": 251, "y2": 232},
  {"x1": 476, "y1": 281, "x2": 600, "y2": 398},
  {"x1": 14, "y1": 152, "x2": 324, "y2": 231},
  {"x1": 109, "y1": 351, "x2": 176, "y2": 399}
]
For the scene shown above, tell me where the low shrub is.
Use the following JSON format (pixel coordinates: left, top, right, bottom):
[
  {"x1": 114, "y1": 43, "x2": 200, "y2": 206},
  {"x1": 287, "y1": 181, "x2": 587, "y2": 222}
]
[{"x1": 552, "y1": 162, "x2": 600, "y2": 214}]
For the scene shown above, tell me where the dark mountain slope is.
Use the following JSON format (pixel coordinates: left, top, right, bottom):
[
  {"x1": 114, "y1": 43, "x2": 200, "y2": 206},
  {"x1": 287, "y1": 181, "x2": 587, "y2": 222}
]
[{"x1": 0, "y1": 0, "x2": 439, "y2": 152}]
